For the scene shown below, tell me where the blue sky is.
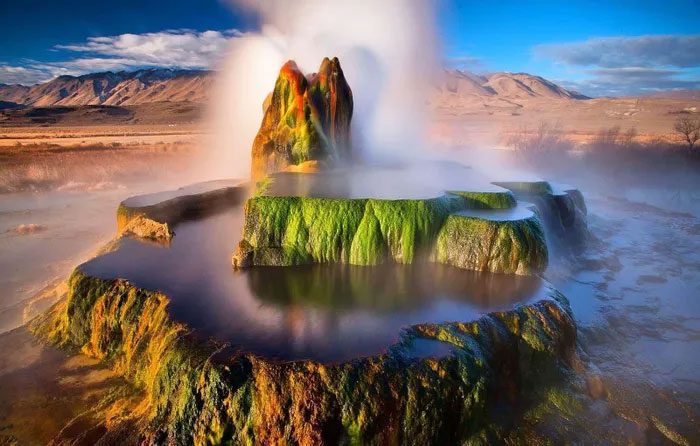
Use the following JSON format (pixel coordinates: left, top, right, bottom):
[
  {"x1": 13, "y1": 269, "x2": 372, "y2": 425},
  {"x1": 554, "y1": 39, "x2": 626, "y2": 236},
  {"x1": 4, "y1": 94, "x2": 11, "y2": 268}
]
[
  {"x1": 1, "y1": 0, "x2": 698, "y2": 96},
  {"x1": 440, "y1": 0, "x2": 700, "y2": 95}
]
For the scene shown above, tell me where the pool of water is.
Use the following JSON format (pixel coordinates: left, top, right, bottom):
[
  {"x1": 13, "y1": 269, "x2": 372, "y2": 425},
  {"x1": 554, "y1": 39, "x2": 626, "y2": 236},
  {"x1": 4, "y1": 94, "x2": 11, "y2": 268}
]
[
  {"x1": 455, "y1": 202, "x2": 535, "y2": 221},
  {"x1": 4, "y1": 171, "x2": 699, "y2": 443},
  {"x1": 122, "y1": 179, "x2": 242, "y2": 208},
  {"x1": 80, "y1": 206, "x2": 550, "y2": 363},
  {"x1": 266, "y1": 163, "x2": 507, "y2": 199}
]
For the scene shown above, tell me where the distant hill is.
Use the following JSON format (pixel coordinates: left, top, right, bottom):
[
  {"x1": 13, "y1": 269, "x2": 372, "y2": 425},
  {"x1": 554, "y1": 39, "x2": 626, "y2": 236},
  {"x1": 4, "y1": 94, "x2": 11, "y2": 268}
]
[
  {"x1": 0, "y1": 100, "x2": 24, "y2": 110},
  {"x1": 0, "y1": 102, "x2": 203, "y2": 127},
  {"x1": 0, "y1": 69, "x2": 213, "y2": 107},
  {"x1": 432, "y1": 70, "x2": 590, "y2": 112}
]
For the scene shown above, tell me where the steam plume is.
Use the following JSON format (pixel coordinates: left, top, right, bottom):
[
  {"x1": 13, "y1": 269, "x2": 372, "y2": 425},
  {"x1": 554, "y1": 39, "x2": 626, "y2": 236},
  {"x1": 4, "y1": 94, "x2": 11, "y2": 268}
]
[{"x1": 203, "y1": 0, "x2": 441, "y2": 179}]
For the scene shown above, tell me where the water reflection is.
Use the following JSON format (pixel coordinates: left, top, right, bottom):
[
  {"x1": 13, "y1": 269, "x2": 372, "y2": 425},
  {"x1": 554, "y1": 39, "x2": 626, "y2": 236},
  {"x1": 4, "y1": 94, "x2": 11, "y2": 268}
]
[
  {"x1": 81, "y1": 207, "x2": 547, "y2": 362},
  {"x1": 248, "y1": 263, "x2": 542, "y2": 312}
]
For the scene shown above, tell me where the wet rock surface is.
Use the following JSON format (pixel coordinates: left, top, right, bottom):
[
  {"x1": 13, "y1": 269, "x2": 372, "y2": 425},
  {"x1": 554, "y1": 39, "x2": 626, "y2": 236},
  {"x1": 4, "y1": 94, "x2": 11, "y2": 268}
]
[
  {"x1": 495, "y1": 181, "x2": 589, "y2": 250},
  {"x1": 117, "y1": 179, "x2": 246, "y2": 232},
  {"x1": 119, "y1": 215, "x2": 173, "y2": 242},
  {"x1": 19, "y1": 175, "x2": 588, "y2": 444},
  {"x1": 251, "y1": 58, "x2": 353, "y2": 180},
  {"x1": 234, "y1": 171, "x2": 581, "y2": 276},
  {"x1": 537, "y1": 194, "x2": 700, "y2": 444},
  {"x1": 435, "y1": 209, "x2": 548, "y2": 275},
  {"x1": 33, "y1": 269, "x2": 577, "y2": 445},
  {"x1": 0, "y1": 326, "x2": 137, "y2": 446}
]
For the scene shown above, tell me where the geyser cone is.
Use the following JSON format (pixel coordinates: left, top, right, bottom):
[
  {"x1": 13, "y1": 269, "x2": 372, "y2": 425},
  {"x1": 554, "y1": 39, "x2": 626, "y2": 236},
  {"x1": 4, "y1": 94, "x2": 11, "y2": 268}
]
[
  {"x1": 250, "y1": 57, "x2": 354, "y2": 180},
  {"x1": 306, "y1": 57, "x2": 353, "y2": 158}
]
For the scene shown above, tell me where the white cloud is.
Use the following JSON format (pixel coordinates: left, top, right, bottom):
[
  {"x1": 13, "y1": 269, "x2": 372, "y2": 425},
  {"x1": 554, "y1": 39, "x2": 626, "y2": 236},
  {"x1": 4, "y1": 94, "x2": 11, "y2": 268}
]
[
  {"x1": 445, "y1": 54, "x2": 484, "y2": 71},
  {"x1": 55, "y1": 29, "x2": 240, "y2": 69},
  {"x1": 0, "y1": 64, "x2": 52, "y2": 85},
  {"x1": 534, "y1": 34, "x2": 700, "y2": 68},
  {"x1": 557, "y1": 69, "x2": 700, "y2": 97},
  {"x1": 0, "y1": 29, "x2": 241, "y2": 85},
  {"x1": 533, "y1": 34, "x2": 700, "y2": 96},
  {"x1": 36, "y1": 58, "x2": 144, "y2": 79}
]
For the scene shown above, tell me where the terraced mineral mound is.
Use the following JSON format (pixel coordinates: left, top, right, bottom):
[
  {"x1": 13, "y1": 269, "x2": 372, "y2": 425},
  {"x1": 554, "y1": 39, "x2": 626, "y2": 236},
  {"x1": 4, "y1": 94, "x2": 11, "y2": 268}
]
[
  {"x1": 35, "y1": 267, "x2": 577, "y2": 445},
  {"x1": 31, "y1": 164, "x2": 589, "y2": 444},
  {"x1": 32, "y1": 177, "x2": 579, "y2": 444},
  {"x1": 251, "y1": 58, "x2": 353, "y2": 180},
  {"x1": 493, "y1": 181, "x2": 589, "y2": 250},
  {"x1": 232, "y1": 166, "x2": 578, "y2": 275}
]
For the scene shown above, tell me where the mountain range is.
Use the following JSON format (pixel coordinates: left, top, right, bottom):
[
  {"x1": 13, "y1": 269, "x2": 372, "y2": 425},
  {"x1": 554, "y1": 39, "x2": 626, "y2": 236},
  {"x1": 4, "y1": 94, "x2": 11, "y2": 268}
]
[
  {"x1": 0, "y1": 69, "x2": 212, "y2": 108},
  {"x1": 438, "y1": 70, "x2": 589, "y2": 100},
  {"x1": 0, "y1": 68, "x2": 589, "y2": 109},
  {"x1": 429, "y1": 70, "x2": 592, "y2": 113}
]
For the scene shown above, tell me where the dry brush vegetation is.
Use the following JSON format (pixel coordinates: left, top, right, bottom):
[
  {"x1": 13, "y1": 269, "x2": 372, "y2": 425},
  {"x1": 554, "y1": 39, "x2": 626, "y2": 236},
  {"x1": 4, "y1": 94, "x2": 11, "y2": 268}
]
[
  {"x1": 0, "y1": 141, "x2": 198, "y2": 193},
  {"x1": 505, "y1": 118, "x2": 700, "y2": 188}
]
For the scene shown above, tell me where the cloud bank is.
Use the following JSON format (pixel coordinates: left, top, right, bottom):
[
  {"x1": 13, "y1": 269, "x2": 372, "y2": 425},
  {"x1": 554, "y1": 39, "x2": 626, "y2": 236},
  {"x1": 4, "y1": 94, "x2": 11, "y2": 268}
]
[
  {"x1": 535, "y1": 35, "x2": 700, "y2": 68},
  {"x1": 0, "y1": 29, "x2": 239, "y2": 85},
  {"x1": 0, "y1": 64, "x2": 49, "y2": 85},
  {"x1": 535, "y1": 34, "x2": 700, "y2": 95}
]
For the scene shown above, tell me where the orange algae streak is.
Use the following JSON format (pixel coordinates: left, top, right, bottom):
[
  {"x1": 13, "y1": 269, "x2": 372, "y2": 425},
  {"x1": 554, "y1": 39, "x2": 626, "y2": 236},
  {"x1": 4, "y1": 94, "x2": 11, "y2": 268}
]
[
  {"x1": 280, "y1": 60, "x2": 307, "y2": 122},
  {"x1": 250, "y1": 57, "x2": 353, "y2": 179}
]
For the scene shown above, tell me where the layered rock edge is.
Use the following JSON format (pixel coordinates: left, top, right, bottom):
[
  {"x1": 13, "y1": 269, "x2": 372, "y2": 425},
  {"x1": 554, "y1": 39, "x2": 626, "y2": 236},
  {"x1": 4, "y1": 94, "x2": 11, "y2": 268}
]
[
  {"x1": 117, "y1": 179, "x2": 247, "y2": 241},
  {"x1": 232, "y1": 181, "x2": 586, "y2": 275},
  {"x1": 32, "y1": 268, "x2": 578, "y2": 445},
  {"x1": 26, "y1": 178, "x2": 588, "y2": 443}
]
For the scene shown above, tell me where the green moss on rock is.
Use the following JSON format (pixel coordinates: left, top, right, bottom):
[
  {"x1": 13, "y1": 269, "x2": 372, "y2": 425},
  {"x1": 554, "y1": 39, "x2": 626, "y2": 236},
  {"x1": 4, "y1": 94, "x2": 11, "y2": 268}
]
[
  {"x1": 447, "y1": 190, "x2": 517, "y2": 210},
  {"x1": 32, "y1": 268, "x2": 577, "y2": 445},
  {"x1": 234, "y1": 193, "x2": 550, "y2": 275},
  {"x1": 434, "y1": 213, "x2": 548, "y2": 275},
  {"x1": 251, "y1": 58, "x2": 353, "y2": 180},
  {"x1": 233, "y1": 194, "x2": 464, "y2": 268},
  {"x1": 493, "y1": 181, "x2": 588, "y2": 247},
  {"x1": 492, "y1": 181, "x2": 553, "y2": 195}
]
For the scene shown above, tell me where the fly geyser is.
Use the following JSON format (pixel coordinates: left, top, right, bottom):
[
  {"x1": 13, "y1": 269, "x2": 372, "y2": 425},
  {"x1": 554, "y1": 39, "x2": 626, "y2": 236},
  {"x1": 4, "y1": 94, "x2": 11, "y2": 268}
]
[
  {"x1": 251, "y1": 57, "x2": 353, "y2": 180},
  {"x1": 31, "y1": 58, "x2": 593, "y2": 444},
  {"x1": 235, "y1": 59, "x2": 561, "y2": 274}
]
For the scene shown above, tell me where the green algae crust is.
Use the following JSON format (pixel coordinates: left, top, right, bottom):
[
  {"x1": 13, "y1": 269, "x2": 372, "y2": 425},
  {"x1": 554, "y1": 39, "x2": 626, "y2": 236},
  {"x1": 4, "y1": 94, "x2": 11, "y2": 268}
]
[
  {"x1": 32, "y1": 268, "x2": 578, "y2": 445},
  {"x1": 233, "y1": 192, "x2": 552, "y2": 275},
  {"x1": 447, "y1": 190, "x2": 517, "y2": 210},
  {"x1": 492, "y1": 181, "x2": 588, "y2": 246},
  {"x1": 435, "y1": 213, "x2": 548, "y2": 275},
  {"x1": 234, "y1": 194, "x2": 465, "y2": 268},
  {"x1": 492, "y1": 181, "x2": 554, "y2": 195},
  {"x1": 251, "y1": 58, "x2": 353, "y2": 180}
]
